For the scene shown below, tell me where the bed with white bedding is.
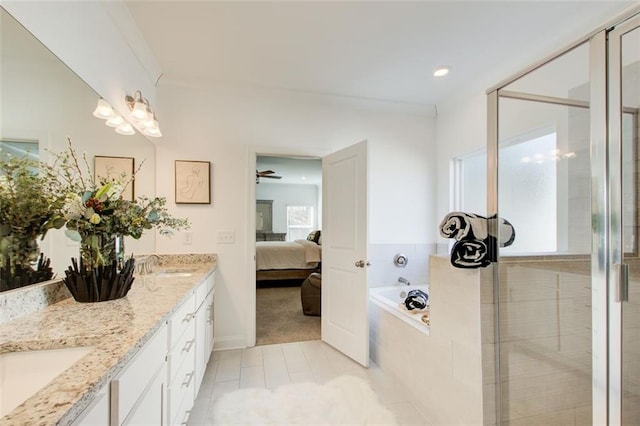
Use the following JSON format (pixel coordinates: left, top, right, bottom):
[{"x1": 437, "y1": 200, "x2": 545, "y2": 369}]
[{"x1": 256, "y1": 239, "x2": 321, "y2": 281}]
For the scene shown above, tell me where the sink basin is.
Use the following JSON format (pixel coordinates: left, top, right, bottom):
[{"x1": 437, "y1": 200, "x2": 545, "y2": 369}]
[
  {"x1": 155, "y1": 268, "x2": 197, "y2": 278},
  {"x1": 0, "y1": 346, "x2": 94, "y2": 416},
  {"x1": 156, "y1": 271, "x2": 193, "y2": 278}
]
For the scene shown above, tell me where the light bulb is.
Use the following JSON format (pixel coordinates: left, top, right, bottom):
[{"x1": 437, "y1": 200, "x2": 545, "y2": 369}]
[
  {"x1": 105, "y1": 114, "x2": 124, "y2": 128},
  {"x1": 115, "y1": 122, "x2": 136, "y2": 135},
  {"x1": 142, "y1": 124, "x2": 162, "y2": 138},
  {"x1": 141, "y1": 115, "x2": 155, "y2": 129},
  {"x1": 132, "y1": 101, "x2": 149, "y2": 120},
  {"x1": 92, "y1": 98, "x2": 113, "y2": 119}
]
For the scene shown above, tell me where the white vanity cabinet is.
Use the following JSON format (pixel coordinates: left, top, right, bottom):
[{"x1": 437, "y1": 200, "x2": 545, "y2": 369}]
[
  {"x1": 110, "y1": 324, "x2": 168, "y2": 426},
  {"x1": 70, "y1": 270, "x2": 215, "y2": 426}
]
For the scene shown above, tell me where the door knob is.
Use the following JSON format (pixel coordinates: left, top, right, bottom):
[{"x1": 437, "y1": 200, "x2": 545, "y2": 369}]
[{"x1": 355, "y1": 260, "x2": 371, "y2": 268}]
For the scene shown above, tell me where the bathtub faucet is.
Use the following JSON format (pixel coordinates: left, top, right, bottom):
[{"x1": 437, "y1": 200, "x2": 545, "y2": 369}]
[{"x1": 398, "y1": 277, "x2": 411, "y2": 286}]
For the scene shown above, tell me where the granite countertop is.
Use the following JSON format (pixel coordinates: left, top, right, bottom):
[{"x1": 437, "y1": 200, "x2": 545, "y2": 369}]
[{"x1": 0, "y1": 254, "x2": 217, "y2": 426}]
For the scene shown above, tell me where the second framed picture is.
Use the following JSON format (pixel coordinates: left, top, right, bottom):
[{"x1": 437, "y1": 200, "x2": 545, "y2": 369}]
[
  {"x1": 175, "y1": 160, "x2": 211, "y2": 204},
  {"x1": 94, "y1": 156, "x2": 135, "y2": 201}
]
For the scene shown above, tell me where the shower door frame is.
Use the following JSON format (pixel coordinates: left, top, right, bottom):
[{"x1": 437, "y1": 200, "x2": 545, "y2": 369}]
[
  {"x1": 486, "y1": 7, "x2": 640, "y2": 425},
  {"x1": 607, "y1": 13, "x2": 640, "y2": 424}
]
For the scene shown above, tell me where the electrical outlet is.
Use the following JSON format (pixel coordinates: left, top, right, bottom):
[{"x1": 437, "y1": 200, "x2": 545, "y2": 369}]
[
  {"x1": 183, "y1": 231, "x2": 193, "y2": 245},
  {"x1": 217, "y1": 230, "x2": 235, "y2": 244}
]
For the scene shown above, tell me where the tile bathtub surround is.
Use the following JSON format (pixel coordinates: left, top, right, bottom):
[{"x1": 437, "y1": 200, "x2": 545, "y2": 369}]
[
  {"x1": 367, "y1": 243, "x2": 436, "y2": 288},
  {"x1": 0, "y1": 255, "x2": 216, "y2": 425},
  {"x1": 369, "y1": 254, "x2": 485, "y2": 425}
]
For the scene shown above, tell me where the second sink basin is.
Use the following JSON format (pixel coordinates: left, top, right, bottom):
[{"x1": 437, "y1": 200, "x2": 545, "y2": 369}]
[
  {"x1": 156, "y1": 271, "x2": 193, "y2": 278},
  {"x1": 155, "y1": 268, "x2": 198, "y2": 278},
  {"x1": 0, "y1": 346, "x2": 95, "y2": 417}
]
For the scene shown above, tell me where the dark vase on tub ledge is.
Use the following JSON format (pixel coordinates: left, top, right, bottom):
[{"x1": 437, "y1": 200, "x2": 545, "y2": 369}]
[{"x1": 63, "y1": 233, "x2": 136, "y2": 303}]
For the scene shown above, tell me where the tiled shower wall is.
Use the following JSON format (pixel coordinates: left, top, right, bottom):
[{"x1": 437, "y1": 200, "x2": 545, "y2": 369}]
[{"x1": 482, "y1": 258, "x2": 593, "y2": 425}]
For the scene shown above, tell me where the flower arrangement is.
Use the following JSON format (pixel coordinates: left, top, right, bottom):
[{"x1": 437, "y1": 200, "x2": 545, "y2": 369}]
[
  {"x1": 54, "y1": 139, "x2": 189, "y2": 269},
  {"x1": 0, "y1": 151, "x2": 67, "y2": 290}
]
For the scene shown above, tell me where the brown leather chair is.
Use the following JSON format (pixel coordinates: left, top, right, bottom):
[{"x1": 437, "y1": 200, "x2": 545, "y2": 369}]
[{"x1": 300, "y1": 272, "x2": 321, "y2": 316}]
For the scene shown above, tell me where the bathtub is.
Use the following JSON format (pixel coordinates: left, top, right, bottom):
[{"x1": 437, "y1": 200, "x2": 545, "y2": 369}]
[{"x1": 369, "y1": 285, "x2": 430, "y2": 335}]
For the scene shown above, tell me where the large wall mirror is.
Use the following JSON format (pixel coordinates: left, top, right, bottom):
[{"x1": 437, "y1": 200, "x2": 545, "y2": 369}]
[{"x1": 0, "y1": 7, "x2": 156, "y2": 291}]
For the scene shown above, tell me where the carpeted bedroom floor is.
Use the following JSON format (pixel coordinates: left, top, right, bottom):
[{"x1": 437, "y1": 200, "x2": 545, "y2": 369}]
[{"x1": 256, "y1": 285, "x2": 321, "y2": 345}]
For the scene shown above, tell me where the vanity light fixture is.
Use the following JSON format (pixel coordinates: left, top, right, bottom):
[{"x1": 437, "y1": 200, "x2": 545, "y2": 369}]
[
  {"x1": 92, "y1": 98, "x2": 136, "y2": 136},
  {"x1": 92, "y1": 98, "x2": 114, "y2": 119},
  {"x1": 125, "y1": 90, "x2": 163, "y2": 138},
  {"x1": 433, "y1": 66, "x2": 451, "y2": 77}
]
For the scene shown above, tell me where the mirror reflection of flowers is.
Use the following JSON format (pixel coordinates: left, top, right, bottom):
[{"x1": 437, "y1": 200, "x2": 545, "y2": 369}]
[
  {"x1": 55, "y1": 138, "x2": 189, "y2": 269},
  {"x1": 0, "y1": 151, "x2": 66, "y2": 290}
]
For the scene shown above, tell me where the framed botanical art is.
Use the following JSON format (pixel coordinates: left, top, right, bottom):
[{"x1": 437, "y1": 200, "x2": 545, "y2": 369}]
[
  {"x1": 94, "y1": 156, "x2": 135, "y2": 201},
  {"x1": 175, "y1": 160, "x2": 211, "y2": 204}
]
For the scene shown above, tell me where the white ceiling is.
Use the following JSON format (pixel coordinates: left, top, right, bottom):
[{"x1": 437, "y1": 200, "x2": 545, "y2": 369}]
[{"x1": 126, "y1": 1, "x2": 636, "y2": 106}]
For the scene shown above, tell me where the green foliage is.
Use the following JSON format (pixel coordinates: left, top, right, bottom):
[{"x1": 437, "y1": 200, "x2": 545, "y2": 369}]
[
  {"x1": 0, "y1": 154, "x2": 66, "y2": 273},
  {"x1": 53, "y1": 139, "x2": 190, "y2": 268}
]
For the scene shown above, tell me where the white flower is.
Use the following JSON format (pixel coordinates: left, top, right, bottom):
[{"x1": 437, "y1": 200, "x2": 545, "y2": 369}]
[
  {"x1": 107, "y1": 182, "x2": 124, "y2": 199},
  {"x1": 83, "y1": 206, "x2": 96, "y2": 220},
  {"x1": 62, "y1": 193, "x2": 84, "y2": 220}
]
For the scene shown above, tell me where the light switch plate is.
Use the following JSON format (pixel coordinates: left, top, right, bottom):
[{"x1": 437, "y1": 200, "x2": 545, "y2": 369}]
[
  {"x1": 217, "y1": 230, "x2": 235, "y2": 244},
  {"x1": 183, "y1": 231, "x2": 193, "y2": 245}
]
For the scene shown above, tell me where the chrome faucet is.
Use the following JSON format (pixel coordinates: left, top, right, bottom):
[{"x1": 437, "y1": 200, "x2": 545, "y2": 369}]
[
  {"x1": 398, "y1": 277, "x2": 411, "y2": 286},
  {"x1": 137, "y1": 253, "x2": 162, "y2": 274}
]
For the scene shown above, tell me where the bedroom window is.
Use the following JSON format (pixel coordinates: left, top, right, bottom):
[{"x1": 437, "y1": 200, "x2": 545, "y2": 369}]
[{"x1": 286, "y1": 205, "x2": 315, "y2": 241}]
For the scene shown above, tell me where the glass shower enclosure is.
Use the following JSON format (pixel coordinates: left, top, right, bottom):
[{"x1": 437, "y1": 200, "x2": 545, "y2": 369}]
[{"x1": 486, "y1": 11, "x2": 640, "y2": 425}]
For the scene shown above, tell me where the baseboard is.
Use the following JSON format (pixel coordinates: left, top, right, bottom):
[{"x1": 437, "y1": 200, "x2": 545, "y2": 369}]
[{"x1": 213, "y1": 334, "x2": 248, "y2": 351}]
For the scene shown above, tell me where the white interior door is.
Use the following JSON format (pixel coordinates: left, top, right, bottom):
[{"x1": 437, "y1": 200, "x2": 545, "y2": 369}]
[{"x1": 321, "y1": 140, "x2": 369, "y2": 367}]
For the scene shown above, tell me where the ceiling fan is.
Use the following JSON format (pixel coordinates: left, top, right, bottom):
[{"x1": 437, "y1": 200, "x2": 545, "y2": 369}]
[{"x1": 256, "y1": 169, "x2": 282, "y2": 183}]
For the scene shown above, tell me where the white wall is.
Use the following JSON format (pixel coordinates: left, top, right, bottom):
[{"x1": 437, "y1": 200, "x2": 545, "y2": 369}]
[
  {"x1": 154, "y1": 84, "x2": 437, "y2": 348},
  {"x1": 435, "y1": 90, "x2": 488, "y2": 254},
  {"x1": 256, "y1": 183, "x2": 319, "y2": 234}
]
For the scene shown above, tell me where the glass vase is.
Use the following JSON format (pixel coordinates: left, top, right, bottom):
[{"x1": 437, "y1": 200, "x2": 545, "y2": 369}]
[{"x1": 79, "y1": 234, "x2": 125, "y2": 270}]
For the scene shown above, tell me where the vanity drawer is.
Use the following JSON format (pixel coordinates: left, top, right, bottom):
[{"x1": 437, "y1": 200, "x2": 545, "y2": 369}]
[
  {"x1": 168, "y1": 318, "x2": 196, "y2": 385},
  {"x1": 195, "y1": 274, "x2": 214, "y2": 309},
  {"x1": 167, "y1": 351, "x2": 195, "y2": 425},
  {"x1": 171, "y1": 386, "x2": 195, "y2": 426},
  {"x1": 169, "y1": 293, "x2": 196, "y2": 350}
]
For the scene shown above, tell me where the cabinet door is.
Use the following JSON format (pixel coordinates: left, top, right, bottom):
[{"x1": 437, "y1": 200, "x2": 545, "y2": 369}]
[
  {"x1": 123, "y1": 363, "x2": 166, "y2": 426},
  {"x1": 111, "y1": 325, "x2": 167, "y2": 425},
  {"x1": 194, "y1": 298, "x2": 207, "y2": 395},
  {"x1": 205, "y1": 289, "x2": 215, "y2": 357}
]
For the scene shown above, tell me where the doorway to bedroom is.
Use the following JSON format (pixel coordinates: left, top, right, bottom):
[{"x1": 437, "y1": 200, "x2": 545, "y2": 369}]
[{"x1": 255, "y1": 155, "x2": 323, "y2": 345}]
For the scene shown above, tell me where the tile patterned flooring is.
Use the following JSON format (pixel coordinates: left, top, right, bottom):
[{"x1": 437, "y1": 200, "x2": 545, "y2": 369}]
[{"x1": 188, "y1": 340, "x2": 429, "y2": 425}]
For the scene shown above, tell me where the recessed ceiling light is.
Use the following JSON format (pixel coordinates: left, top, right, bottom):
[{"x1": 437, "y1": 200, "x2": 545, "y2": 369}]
[{"x1": 433, "y1": 66, "x2": 451, "y2": 77}]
